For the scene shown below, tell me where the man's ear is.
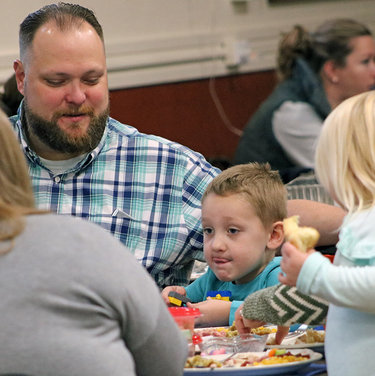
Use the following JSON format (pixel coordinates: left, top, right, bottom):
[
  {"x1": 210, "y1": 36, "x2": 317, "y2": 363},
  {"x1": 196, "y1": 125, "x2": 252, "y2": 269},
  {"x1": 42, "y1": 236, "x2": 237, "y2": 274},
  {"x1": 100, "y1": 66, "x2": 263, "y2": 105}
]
[
  {"x1": 13, "y1": 59, "x2": 26, "y2": 95},
  {"x1": 267, "y1": 221, "x2": 284, "y2": 250},
  {"x1": 322, "y1": 60, "x2": 339, "y2": 84}
]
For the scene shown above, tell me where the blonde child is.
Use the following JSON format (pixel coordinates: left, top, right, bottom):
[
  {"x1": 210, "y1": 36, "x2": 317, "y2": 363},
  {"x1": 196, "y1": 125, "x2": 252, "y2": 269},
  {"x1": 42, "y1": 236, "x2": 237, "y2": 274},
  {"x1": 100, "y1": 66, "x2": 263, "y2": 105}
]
[
  {"x1": 279, "y1": 91, "x2": 375, "y2": 376},
  {"x1": 162, "y1": 163, "x2": 287, "y2": 326}
]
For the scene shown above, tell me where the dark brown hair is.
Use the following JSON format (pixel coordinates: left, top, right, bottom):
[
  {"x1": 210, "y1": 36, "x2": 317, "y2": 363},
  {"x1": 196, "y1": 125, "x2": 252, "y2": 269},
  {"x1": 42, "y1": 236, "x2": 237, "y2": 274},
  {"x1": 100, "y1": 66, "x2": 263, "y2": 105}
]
[
  {"x1": 19, "y1": 2, "x2": 104, "y2": 60},
  {"x1": 277, "y1": 19, "x2": 372, "y2": 81}
]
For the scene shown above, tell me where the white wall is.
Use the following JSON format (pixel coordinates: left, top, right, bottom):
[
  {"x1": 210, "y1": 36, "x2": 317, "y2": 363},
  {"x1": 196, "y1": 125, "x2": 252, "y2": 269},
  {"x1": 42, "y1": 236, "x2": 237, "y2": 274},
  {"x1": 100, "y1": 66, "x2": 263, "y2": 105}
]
[{"x1": 1, "y1": 0, "x2": 375, "y2": 90}]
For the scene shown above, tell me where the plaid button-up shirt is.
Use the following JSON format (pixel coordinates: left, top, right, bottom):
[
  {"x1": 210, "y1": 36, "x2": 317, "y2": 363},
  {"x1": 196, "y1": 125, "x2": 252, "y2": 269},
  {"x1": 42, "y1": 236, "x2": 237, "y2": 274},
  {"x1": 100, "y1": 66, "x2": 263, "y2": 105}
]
[{"x1": 11, "y1": 112, "x2": 219, "y2": 287}]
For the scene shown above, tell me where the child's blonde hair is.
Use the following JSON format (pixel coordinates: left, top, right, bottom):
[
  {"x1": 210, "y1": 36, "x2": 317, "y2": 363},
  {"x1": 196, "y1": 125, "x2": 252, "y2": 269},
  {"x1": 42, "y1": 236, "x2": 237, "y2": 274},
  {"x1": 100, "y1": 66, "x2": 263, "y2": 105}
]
[
  {"x1": 315, "y1": 90, "x2": 375, "y2": 214},
  {"x1": 202, "y1": 162, "x2": 287, "y2": 229}
]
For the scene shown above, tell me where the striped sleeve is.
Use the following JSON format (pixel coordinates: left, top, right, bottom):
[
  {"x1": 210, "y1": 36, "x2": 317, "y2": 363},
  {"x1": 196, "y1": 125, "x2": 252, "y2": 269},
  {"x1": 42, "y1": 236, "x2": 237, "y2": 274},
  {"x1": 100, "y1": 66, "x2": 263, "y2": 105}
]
[{"x1": 242, "y1": 284, "x2": 328, "y2": 326}]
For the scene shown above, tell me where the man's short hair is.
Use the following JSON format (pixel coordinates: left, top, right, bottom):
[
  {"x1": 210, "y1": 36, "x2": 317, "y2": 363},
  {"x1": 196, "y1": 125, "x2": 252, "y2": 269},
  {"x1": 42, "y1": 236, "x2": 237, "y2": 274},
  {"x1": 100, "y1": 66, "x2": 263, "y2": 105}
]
[{"x1": 19, "y1": 2, "x2": 103, "y2": 60}]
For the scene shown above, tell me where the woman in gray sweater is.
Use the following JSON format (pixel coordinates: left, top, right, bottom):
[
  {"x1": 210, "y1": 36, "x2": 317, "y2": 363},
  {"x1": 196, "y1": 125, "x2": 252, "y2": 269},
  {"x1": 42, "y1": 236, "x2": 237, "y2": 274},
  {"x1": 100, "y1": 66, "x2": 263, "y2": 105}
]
[{"x1": 0, "y1": 109, "x2": 187, "y2": 376}]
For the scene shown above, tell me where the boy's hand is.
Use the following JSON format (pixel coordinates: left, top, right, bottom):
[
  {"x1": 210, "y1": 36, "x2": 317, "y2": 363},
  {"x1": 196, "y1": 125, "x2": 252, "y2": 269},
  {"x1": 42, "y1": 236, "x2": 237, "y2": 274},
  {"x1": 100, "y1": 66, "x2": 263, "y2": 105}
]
[
  {"x1": 188, "y1": 300, "x2": 231, "y2": 327},
  {"x1": 161, "y1": 286, "x2": 186, "y2": 305},
  {"x1": 279, "y1": 242, "x2": 313, "y2": 286}
]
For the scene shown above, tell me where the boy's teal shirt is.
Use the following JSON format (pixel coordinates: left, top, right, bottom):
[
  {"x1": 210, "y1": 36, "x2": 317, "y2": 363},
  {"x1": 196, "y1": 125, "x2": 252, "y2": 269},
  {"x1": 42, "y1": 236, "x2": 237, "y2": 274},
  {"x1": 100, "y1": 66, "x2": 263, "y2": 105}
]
[{"x1": 186, "y1": 256, "x2": 281, "y2": 325}]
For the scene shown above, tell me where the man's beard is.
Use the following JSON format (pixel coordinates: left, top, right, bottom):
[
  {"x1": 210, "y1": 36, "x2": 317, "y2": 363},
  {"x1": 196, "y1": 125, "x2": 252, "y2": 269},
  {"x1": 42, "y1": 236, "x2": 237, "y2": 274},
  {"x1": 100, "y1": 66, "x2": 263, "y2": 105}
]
[{"x1": 23, "y1": 100, "x2": 109, "y2": 155}]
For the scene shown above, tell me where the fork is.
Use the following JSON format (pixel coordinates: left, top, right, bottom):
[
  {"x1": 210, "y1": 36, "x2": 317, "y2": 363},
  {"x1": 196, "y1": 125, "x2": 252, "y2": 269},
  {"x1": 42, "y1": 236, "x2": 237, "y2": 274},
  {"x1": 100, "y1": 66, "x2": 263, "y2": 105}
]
[
  {"x1": 285, "y1": 324, "x2": 308, "y2": 339},
  {"x1": 221, "y1": 351, "x2": 238, "y2": 363}
]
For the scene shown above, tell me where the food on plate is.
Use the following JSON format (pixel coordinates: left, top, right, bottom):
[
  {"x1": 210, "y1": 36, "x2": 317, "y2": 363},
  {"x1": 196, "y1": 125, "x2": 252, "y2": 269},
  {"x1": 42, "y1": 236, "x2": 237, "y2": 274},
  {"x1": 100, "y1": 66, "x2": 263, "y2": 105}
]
[
  {"x1": 195, "y1": 323, "x2": 276, "y2": 339},
  {"x1": 252, "y1": 352, "x2": 310, "y2": 366},
  {"x1": 266, "y1": 336, "x2": 277, "y2": 345},
  {"x1": 223, "y1": 352, "x2": 266, "y2": 367},
  {"x1": 185, "y1": 349, "x2": 311, "y2": 369},
  {"x1": 283, "y1": 215, "x2": 320, "y2": 252},
  {"x1": 194, "y1": 326, "x2": 232, "y2": 338},
  {"x1": 185, "y1": 355, "x2": 222, "y2": 369},
  {"x1": 194, "y1": 323, "x2": 239, "y2": 338},
  {"x1": 296, "y1": 329, "x2": 325, "y2": 344},
  {"x1": 267, "y1": 328, "x2": 325, "y2": 346},
  {"x1": 250, "y1": 326, "x2": 277, "y2": 336},
  {"x1": 225, "y1": 323, "x2": 239, "y2": 337}
]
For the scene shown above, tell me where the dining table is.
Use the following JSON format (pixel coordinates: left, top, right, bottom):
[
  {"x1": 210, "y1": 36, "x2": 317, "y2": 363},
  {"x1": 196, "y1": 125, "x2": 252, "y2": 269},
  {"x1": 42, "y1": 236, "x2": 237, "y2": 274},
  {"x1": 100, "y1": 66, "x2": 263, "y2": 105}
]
[
  {"x1": 299, "y1": 360, "x2": 327, "y2": 376},
  {"x1": 183, "y1": 358, "x2": 327, "y2": 376},
  {"x1": 184, "y1": 324, "x2": 327, "y2": 376}
]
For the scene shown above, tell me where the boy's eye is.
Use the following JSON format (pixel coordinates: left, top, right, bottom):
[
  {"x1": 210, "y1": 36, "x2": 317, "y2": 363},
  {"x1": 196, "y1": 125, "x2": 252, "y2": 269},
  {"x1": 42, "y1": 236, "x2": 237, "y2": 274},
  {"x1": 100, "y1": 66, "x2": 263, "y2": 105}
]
[
  {"x1": 203, "y1": 227, "x2": 213, "y2": 235},
  {"x1": 228, "y1": 228, "x2": 238, "y2": 234}
]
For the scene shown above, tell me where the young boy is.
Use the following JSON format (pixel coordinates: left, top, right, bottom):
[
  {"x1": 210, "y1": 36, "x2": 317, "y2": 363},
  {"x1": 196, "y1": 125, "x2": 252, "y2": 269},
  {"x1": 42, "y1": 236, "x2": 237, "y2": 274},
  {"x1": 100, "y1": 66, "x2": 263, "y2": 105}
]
[{"x1": 162, "y1": 162, "x2": 287, "y2": 326}]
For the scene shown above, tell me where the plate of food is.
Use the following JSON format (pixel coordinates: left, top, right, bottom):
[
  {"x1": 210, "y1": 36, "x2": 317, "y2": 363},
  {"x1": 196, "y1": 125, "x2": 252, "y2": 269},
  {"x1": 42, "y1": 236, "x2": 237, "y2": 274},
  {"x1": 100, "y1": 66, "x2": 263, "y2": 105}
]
[
  {"x1": 184, "y1": 348, "x2": 322, "y2": 375},
  {"x1": 194, "y1": 325, "x2": 239, "y2": 338},
  {"x1": 266, "y1": 328, "x2": 325, "y2": 354},
  {"x1": 194, "y1": 325, "x2": 276, "y2": 339}
]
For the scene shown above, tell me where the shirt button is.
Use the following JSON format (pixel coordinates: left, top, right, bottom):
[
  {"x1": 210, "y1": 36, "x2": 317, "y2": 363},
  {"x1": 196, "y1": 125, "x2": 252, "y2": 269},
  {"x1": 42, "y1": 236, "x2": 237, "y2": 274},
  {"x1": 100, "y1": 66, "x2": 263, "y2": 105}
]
[{"x1": 54, "y1": 176, "x2": 61, "y2": 183}]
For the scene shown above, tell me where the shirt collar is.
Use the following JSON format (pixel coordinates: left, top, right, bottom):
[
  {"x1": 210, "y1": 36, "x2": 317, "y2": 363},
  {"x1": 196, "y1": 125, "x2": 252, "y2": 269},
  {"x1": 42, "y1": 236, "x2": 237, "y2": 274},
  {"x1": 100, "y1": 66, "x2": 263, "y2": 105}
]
[{"x1": 13, "y1": 102, "x2": 109, "y2": 173}]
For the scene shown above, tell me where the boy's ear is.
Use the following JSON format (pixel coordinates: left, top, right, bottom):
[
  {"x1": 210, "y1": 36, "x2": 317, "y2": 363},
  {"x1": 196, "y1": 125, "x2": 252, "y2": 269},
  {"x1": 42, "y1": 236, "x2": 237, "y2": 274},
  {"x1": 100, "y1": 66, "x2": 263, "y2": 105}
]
[{"x1": 267, "y1": 221, "x2": 284, "y2": 250}]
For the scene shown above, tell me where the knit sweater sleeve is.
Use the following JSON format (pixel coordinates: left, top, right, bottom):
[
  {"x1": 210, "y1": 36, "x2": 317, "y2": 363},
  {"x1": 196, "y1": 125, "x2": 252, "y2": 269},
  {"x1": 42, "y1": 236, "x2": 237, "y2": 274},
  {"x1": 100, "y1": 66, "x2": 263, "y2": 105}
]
[{"x1": 241, "y1": 284, "x2": 328, "y2": 326}]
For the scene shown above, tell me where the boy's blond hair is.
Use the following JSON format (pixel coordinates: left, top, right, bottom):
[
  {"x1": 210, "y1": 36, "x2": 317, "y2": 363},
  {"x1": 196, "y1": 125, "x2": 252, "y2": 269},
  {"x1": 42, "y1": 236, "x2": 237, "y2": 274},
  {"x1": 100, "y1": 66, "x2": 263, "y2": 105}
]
[
  {"x1": 316, "y1": 90, "x2": 375, "y2": 215},
  {"x1": 202, "y1": 162, "x2": 287, "y2": 229}
]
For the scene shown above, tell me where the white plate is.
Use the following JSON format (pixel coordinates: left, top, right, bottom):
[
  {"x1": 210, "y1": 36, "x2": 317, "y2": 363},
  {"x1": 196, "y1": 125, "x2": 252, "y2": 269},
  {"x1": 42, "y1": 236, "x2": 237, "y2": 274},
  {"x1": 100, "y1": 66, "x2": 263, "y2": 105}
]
[
  {"x1": 184, "y1": 349, "x2": 322, "y2": 375},
  {"x1": 266, "y1": 330, "x2": 325, "y2": 354}
]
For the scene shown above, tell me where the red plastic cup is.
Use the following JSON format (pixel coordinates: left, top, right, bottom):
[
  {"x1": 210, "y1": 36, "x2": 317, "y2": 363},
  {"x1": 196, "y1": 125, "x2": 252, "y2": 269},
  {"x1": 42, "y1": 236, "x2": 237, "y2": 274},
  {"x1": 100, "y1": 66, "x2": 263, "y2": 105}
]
[
  {"x1": 168, "y1": 307, "x2": 201, "y2": 331},
  {"x1": 168, "y1": 307, "x2": 201, "y2": 356}
]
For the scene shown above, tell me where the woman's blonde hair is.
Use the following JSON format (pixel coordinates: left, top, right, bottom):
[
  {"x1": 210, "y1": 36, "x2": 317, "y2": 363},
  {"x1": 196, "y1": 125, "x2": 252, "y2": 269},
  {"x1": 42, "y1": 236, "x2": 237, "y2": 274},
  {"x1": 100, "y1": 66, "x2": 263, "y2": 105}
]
[
  {"x1": 0, "y1": 109, "x2": 39, "y2": 246},
  {"x1": 315, "y1": 90, "x2": 375, "y2": 214},
  {"x1": 202, "y1": 162, "x2": 287, "y2": 229},
  {"x1": 277, "y1": 18, "x2": 372, "y2": 81}
]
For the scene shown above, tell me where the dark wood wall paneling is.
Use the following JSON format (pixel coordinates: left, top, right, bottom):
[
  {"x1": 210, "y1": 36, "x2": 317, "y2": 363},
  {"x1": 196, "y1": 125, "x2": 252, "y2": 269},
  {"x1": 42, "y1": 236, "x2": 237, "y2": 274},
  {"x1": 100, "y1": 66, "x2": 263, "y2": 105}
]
[{"x1": 109, "y1": 70, "x2": 277, "y2": 163}]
